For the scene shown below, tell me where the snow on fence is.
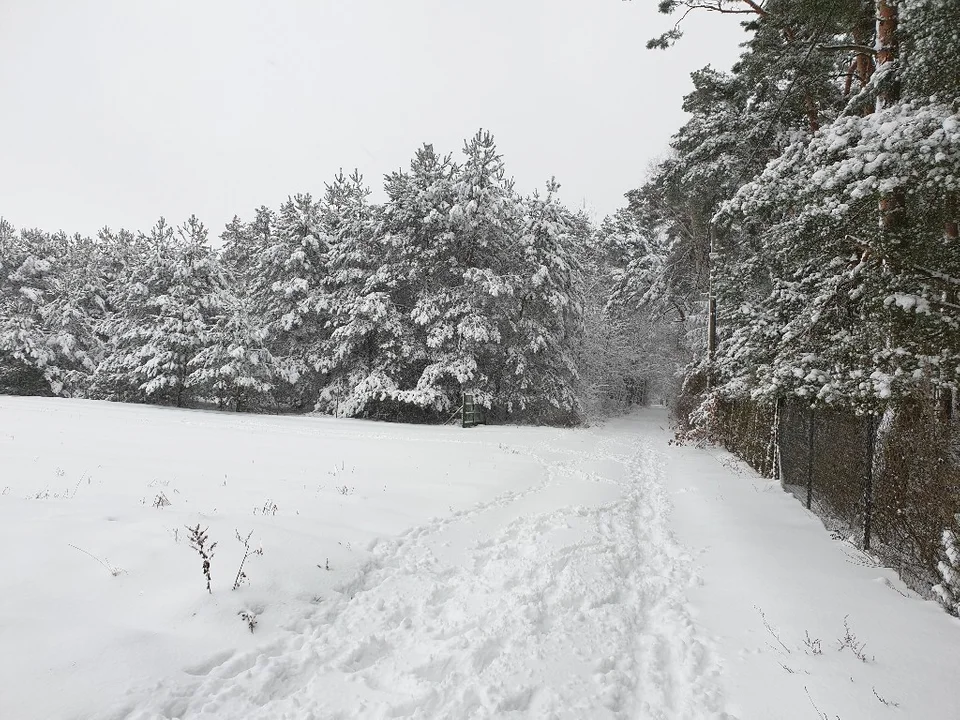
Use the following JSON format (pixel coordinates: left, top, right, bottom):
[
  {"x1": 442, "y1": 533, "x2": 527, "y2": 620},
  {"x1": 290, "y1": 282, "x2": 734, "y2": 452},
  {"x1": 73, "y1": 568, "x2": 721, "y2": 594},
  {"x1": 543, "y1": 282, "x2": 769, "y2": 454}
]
[{"x1": 714, "y1": 397, "x2": 960, "y2": 598}]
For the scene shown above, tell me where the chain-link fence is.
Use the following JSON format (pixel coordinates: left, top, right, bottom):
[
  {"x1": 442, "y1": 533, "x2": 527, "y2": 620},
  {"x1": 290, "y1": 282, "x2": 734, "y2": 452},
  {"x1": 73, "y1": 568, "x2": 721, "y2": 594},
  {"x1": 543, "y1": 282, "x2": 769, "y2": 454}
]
[
  {"x1": 715, "y1": 399, "x2": 778, "y2": 477},
  {"x1": 714, "y1": 396, "x2": 960, "y2": 597}
]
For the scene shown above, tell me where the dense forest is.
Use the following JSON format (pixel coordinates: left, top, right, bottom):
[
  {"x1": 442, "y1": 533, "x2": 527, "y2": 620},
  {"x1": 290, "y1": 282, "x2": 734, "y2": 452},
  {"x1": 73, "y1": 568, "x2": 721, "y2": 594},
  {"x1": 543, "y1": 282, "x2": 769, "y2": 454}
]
[
  {"x1": 0, "y1": 131, "x2": 679, "y2": 424},
  {"x1": 626, "y1": 0, "x2": 960, "y2": 417}
]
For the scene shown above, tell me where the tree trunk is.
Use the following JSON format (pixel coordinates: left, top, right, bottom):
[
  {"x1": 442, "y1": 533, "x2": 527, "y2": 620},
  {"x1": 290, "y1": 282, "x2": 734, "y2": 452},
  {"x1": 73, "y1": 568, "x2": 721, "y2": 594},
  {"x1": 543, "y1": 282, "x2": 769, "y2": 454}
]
[
  {"x1": 804, "y1": 95, "x2": 821, "y2": 133},
  {"x1": 876, "y1": 0, "x2": 904, "y2": 232},
  {"x1": 852, "y1": 1, "x2": 876, "y2": 107},
  {"x1": 876, "y1": 0, "x2": 900, "y2": 109}
]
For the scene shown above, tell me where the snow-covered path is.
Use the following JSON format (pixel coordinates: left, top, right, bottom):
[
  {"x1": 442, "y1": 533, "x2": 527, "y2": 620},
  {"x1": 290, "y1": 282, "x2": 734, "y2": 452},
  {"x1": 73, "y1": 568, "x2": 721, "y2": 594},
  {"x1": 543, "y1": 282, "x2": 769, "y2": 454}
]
[
  {"x1": 103, "y1": 425, "x2": 728, "y2": 719},
  {"x1": 655, "y1": 414, "x2": 960, "y2": 720}
]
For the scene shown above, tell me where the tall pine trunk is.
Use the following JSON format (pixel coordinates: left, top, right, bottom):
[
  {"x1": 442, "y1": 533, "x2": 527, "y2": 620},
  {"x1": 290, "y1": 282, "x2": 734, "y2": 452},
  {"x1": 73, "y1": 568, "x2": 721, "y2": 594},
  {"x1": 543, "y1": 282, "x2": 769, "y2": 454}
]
[
  {"x1": 876, "y1": 0, "x2": 904, "y2": 232},
  {"x1": 852, "y1": 0, "x2": 876, "y2": 107}
]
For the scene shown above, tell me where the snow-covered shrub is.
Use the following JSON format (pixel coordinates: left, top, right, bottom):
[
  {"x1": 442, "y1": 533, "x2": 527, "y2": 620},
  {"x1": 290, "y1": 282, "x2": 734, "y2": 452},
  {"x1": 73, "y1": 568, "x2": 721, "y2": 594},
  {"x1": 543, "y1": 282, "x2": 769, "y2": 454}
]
[
  {"x1": 866, "y1": 396, "x2": 960, "y2": 592},
  {"x1": 934, "y1": 515, "x2": 960, "y2": 616},
  {"x1": 186, "y1": 524, "x2": 217, "y2": 594},
  {"x1": 232, "y1": 530, "x2": 263, "y2": 591},
  {"x1": 670, "y1": 369, "x2": 712, "y2": 443}
]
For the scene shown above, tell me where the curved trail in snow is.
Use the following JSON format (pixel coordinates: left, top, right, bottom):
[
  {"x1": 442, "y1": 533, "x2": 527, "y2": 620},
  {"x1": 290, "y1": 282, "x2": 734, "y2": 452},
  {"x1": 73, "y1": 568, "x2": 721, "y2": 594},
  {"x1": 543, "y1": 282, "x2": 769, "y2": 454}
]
[{"x1": 104, "y1": 425, "x2": 732, "y2": 719}]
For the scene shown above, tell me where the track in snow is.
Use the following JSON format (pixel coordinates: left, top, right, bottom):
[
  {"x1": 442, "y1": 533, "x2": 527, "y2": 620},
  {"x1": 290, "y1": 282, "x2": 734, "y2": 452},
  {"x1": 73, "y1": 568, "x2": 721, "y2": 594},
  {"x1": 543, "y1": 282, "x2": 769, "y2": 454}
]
[{"x1": 104, "y1": 428, "x2": 730, "y2": 720}]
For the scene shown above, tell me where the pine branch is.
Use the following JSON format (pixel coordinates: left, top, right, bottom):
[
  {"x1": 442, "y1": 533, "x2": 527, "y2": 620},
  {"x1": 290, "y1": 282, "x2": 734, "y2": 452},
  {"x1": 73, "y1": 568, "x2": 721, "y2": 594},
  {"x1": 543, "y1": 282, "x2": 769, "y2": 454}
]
[
  {"x1": 687, "y1": 0, "x2": 766, "y2": 14},
  {"x1": 910, "y1": 265, "x2": 960, "y2": 288},
  {"x1": 818, "y1": 43, "x2": 877, "y2": 55}
]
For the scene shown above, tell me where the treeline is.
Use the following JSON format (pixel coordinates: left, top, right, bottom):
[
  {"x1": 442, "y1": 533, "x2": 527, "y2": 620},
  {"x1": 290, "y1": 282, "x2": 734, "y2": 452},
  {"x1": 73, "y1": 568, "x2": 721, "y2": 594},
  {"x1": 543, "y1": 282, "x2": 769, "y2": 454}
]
[
  {"x1": 607, "y1": 0, "x2": 960, "y2": 414},
  {"x1": 1, "y1": 131, "x2": 679, "y2": 425}
]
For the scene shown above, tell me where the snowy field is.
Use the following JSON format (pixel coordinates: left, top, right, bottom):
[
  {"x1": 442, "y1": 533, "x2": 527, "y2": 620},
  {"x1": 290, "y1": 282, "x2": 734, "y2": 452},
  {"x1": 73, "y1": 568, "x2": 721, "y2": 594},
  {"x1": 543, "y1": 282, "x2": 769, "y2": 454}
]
[{"x1": 1, "y1": 398, "x2": 958, "y2": 719}]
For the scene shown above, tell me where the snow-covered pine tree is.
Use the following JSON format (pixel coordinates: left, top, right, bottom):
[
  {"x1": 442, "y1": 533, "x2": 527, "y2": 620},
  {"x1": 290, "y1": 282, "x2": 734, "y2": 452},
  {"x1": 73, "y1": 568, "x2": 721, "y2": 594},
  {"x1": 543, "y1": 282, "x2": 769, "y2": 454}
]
[
  {"x1": 94, "y1": 217, "x2": 227, "y2": 407},
  {"x1": 604, "y1": 208, "x2": 671, "y2": 320},
  {"x1": 0, "y1": 223, "x2": 109, "y2": 396},
  {"x1": 711, "y1": 0, "x2": 960, "y2": 408},
  {"x1": 39, "y1": 232, "x2": 111, "y2": 395},
  {"x1": 500, "y1": 179, "x2": 584, "y2": 424},
  {"x1": 187, "y1": 287, "x2": 276, "y2": 412},
  {"x1": 317, "y1": 169, "x2": 409, "y2": 417},
  {"x1": 253, "y1": 195, "x2": 330, "y2": 409},
  {"x1": 220, "y1": 207, "x2": 275, "y2": 283},
  {"x1": 401, "y1": 130, "x2": 523, "y2": 416},
  {"x1": 0, "y1": 221, "x2": 59, "y2": 394},
  {"x1": 374, "y1": 146, "x2": 459, "y2": 394}
]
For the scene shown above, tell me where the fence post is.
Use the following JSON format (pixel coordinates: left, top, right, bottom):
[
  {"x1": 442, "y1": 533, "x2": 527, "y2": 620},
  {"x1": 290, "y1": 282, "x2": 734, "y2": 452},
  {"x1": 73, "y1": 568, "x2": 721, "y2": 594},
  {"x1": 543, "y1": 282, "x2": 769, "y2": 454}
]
[
  {"x1": 863, "y1": 412, "x2": 876, "y2": 551},
  {"x1": 806, "y1": 407, "x2": 815, "y2": 510}
]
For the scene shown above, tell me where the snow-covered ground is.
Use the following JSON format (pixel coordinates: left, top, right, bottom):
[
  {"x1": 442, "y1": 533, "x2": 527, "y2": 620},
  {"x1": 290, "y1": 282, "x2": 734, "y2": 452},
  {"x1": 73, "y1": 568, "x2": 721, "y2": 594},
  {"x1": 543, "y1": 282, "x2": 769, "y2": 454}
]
[{"x1": 1, "y1": 398, "x2": 957, "y2": 719}]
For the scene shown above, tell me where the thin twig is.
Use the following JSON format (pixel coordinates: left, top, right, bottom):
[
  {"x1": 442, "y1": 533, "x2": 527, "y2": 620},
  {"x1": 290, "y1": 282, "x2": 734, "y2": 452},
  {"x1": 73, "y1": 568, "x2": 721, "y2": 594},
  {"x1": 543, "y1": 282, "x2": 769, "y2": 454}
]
[
  {"x1": 872, "y1": 686, "x2": 899, "y2": 708},
  {"x1": 67, "y1": 543, "x2": 122, "y2": 576},
  {"x1": 70, "y1": 472, "x2": 88, "y2": 499}
]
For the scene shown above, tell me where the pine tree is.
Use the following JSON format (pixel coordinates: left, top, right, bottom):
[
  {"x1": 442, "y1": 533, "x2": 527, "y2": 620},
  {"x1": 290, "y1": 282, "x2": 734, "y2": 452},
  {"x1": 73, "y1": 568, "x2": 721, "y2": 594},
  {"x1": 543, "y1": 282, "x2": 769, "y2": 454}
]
[
  {"x1": 500, "y1": 180, "x2": 584, "y2": 423},
  {"x1": 265, "y1": 195, "x2": 330, "y2": 407},
  {"x1": 709, "y1": 0, "x2": 960, "y2": 407},
  {"x1": 188, "y1": 289, "x2": 276, "y2": 412},
  {"x1": 40, "y1": 232, "x2": 111, "y2": 395},
  {"x1": 0, "y1": 221, "x2": 58, "y2": 394},
  {"x1": 401, "y1": 130, "x2": 523, "y2": 414},
  {"x1": 95, "y1": 217, "x2": 227, "y2": 407},
  {"x1": 627, "y1": 0, "x2": 960, "y2": 412},
  {"x1": 318, "y1": 170, "x2": 408, "y2": 416}
]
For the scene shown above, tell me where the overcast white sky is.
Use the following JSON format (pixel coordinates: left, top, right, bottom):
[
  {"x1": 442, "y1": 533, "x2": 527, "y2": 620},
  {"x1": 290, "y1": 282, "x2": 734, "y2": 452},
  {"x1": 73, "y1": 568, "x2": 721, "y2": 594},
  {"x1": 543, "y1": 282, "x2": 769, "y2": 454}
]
[{"x1": 0, "y1": 1, "x2": 744, "y2": 239}]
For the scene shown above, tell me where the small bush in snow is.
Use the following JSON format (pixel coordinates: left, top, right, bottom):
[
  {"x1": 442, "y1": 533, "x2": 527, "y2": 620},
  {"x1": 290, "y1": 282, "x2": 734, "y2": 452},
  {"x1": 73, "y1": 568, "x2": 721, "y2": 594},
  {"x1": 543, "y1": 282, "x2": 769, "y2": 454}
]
[
  {"x1": 933, "y1": 515, "x2": 960, "y2": 616},
  {"x1": 186, "y1": 524, "x2": 217, "y2": 593},
  {"x1": 836, "y1": 616, "x2": 872, "y2": 663},
  {"x1": 327, "y1": 461, "x2": 351, "y2": 478},
  {"x1": 802, "y1": 631, "x2": 822, "y2": 656},
  {"x1": 232, "y1": 529, "x2": 263, "y2": 591},
  {"x1": 152, "y1": 492, "x2": 171, "y2": 508},
  {"x1": 238, "y1": 610, "x2": 257, "y2": 633},
  {"x1": 254, "y1": 500, "x2": 277, "y2": 516}
]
